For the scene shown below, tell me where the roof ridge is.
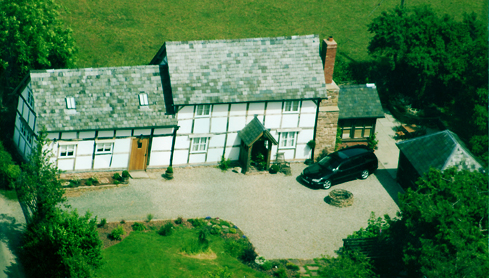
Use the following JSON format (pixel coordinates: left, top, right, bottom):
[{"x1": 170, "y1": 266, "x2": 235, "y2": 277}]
[
  {"x1": 166, "y1": 34, "x2": 319, "y2": 45},
  {"x1": 30, "y1": 65, "x2": 159, "y2": 74}
]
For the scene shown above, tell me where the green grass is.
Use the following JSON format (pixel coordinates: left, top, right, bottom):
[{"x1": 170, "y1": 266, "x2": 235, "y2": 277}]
[
  {"x1": 96, "y1": 227, "x2": 268, "y2": 278},
  {"x1": 57, "y1": 0, "x2": 487, "y2": 68}
]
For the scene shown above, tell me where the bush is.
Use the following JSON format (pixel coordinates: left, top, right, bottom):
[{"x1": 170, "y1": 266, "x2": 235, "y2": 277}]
[
  {"x1": 367, "y1": 132, "x2": 379, "y2": 150},
  {"x1": 239, "y1": 243, "x2": 257, "y2": 263},
  {"x1": 113, "y1": 180, "x2": 120, "y2": 185},
  {"x1": 307, "y1": 140, "x2": 316, "y2": 149},
  {"x1": 224, "y1": 239, "x2": 245, "y2": 258},
  {"x1": 120, "y1": 219, "x2": 126, "y2": 224},
  {"x1": 122, "y1": 170, "x2": 130, "y2": 178},
  {"x1": 274, "y1": 268, "x2": 287, "y2": 278},
  {"x1": 0, "y1": 141, "x2": 20, "y2": 190},
  {"x1": 71, "y1": 175, "x2": 81, "y2": 186},
  {"x1": 218, "y1": 155, "x2": 231, "y2": 171},
  {"x1": 98, "y1": 218, "x2": 107, "y2": 228},
  {"x1": 269, "y1": 164, "x2": 280, "y2": 173},
  {"x1": 85, "y1": 179, "x2": 93, "y2": 186},
  {"x1": 110, "y1": 226, "x2": 125, "y2": 240},
  {"x1": 229, "y1": 227, "x2": 237, "y2": 234},
  {"x1": 113, "y1": 173, "x2": 121, "y2": 181},
  {"x1": 146, "y1": 213, "x2": 153, "y2": 222},
  {"x1": 90, "y1": 175, "x2": 99, "y2": 184},
  {"x1": 158, "y1": 222, "x2": 174, "y2": 236},
  {"x1": 210, "y1": 225, "x2": 221, "y2": 235},
  {"x1": 175, "y1": 217, "x2": 183, "y2": 225},
  {"x1": 188, "y1": 218, "x2": 206, "y2": 228},
  {"x1": 286, "y1": 262, "x2": 300, "y2": 271},
  {"x1": 198, "y1": 228, "x2": 211, "y2": 246},
  {"x1": 261, "y1": 261, "x2": 273, "y2": 271},
  {"x1": 316, "y1": 148, "x2": 329, "y2": 162},
  {"x1": 132, "y1": 222, "x2": 146, "y2": 231},
  {"x1": 203, "y1": 267, "x2": 232, "y2": 278},
  {"x1": 166, "y1": 166, "x2": 173, "y2": 173}
]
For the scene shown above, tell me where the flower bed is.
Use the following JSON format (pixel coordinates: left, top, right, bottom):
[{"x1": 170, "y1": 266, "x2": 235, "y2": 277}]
[{"x1": 60, "y1": 171, "x2": 129, "y2": 188}]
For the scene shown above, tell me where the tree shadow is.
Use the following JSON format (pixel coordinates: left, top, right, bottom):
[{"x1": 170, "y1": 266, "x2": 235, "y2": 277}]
[
  {"x1": 0, "y1": 214, "x2": 26, "y2": 278},
  {"x1": 373, "y1": 169, "x2": 404, "y2": 207}
]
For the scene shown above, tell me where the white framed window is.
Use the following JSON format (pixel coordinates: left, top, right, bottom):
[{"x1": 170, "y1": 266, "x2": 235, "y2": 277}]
[
  {"x1": 283, "y1": 101, "x2": 300, "y2": 113},
  {"x1": 95, "y1": 142, "x2": 113, "y2": 154},
  {"x1": 191, "y1": 137, "x2": 208, "y2": 153},
  {"x1": 279, "y1": 132, "x2": 297, "y2": 148},
  {"x1": 195, "y1": 105, "x2": 211, "y2": 117},
  {"x1": 66, "y1": 97, "x2": 76, "y2": 109},
  {"x1": 139, "y1": 93, "x2": 149, "y2": 106},
  {"x1": 59, "y1": 144, "x2": 76, "y2": 157}
]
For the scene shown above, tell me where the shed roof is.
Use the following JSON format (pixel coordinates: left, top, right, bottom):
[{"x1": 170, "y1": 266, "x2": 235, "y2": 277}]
[
  {"x1": 396, "y1": 130, "x2": 484, "y2": 176},
  {"x1": 238, "y1": 117, "x2": 278, "y2": 146},
  {"x1": 29, "y1": 66, "x2": 177, "y2": 132},
  {"x1": 164, "y1": 35, "x2": 328, "y2": 105},
  {"x1": 338, "y1": 84, "x2": 384, "y2": 119}
]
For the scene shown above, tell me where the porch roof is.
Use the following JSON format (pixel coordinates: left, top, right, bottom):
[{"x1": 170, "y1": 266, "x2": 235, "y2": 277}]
[{"x1": 238, "y1": 117, "x2": 278, "y2": 147}]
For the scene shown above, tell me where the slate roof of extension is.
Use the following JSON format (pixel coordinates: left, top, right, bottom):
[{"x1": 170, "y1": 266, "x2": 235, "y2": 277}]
[
  {"x1": 238, "y1": 117, "x2": 278, "y2": 146},
  {"x1": 165, "y1": 35, "x2": 328, "y2": 105},
  {"x1": 338, "y1": 85, "x2": 385, "y2": 119},
  {"x1": 396, "y1": 130, "x2": 483, "y2": 175},
  {"x1": 29, "y1": 66, "x2": 177, "y2": 132}
]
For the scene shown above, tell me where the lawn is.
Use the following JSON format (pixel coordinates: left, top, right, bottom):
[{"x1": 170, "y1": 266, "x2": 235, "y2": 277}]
[
  {"x1": 57, "y1": 0, "x2": 487, "y2": 68},
  {"x1": 96, "y1": 222, "x2": 270, "y2": 278}
]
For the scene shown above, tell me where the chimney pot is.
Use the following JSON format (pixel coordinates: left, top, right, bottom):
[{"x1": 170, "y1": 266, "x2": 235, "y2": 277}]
[
  {"x1": 322, "y1": 37, "x2": 337, "y2": 84},
  {"x1": 328, "y1": 36, "x2": 334, "y2": 41}
]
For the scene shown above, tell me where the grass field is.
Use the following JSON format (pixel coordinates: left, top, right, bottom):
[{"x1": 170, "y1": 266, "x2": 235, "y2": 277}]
[
  {"x1": 96, "y1": 227, "x2": 268, "y2": 278},
  {"x1": 57, "y1": 0, "x2": 487, "y2": 68}
]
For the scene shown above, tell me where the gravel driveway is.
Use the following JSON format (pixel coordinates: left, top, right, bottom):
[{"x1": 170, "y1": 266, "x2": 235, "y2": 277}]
[{"x1": 67, "y1": 163, "x2": 401, "y2": 259}]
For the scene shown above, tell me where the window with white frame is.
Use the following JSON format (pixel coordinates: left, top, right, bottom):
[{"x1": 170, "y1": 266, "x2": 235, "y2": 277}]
[
  {"x1": 195, "y1": 105, "x2": 211, "y2": 117},
  {"x1": 95, "y1": 142, "x2": 113, "y2": 154},
  {"x1": 59, "y1": 144, "x2": 76, "y2": 157},
  {"x1": 191, "y1": 137, "x2": 208, "y2": 153},
  {"x1": 283, "y1": 101, "x2": 300, "y2": 113},
  {"x1": 139, "y1": 93, "x2": 149, "y2": 106},
  {"x1": 66, "y1": 97, "x2": 76, "y2": 109},
  {"x1": 279, "y1": 132, "x2": 297, "y2": 148}
]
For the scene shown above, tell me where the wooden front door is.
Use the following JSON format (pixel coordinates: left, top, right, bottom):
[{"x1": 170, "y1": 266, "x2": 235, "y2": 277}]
[{"x1": 129, "y1": 138, "x2": 149, "y2": 171}]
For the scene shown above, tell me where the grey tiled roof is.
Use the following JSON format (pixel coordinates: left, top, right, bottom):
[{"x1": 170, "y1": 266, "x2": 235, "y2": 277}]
[
  {"x1": 30, "y1": 66, "x2": 177, "y2": 132},
  {"x1": 396, "y1": 130, "x2": 483, "y2": 176},
  {"x1": 165, "y1": 35, "x2": 327, "y2": 105},
  {"x1": 238, "y1": 117, "x2": 278, "y2": 146},
  {"x1": 338, "y1": 85, "x2": 384, "y2": 119}
]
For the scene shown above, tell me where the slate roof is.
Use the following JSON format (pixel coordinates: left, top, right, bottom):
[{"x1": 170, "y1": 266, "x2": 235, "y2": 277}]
[
  {"x1": 164, "y1": 35, "x2": 328, "y2": 105},
  {"x1": 396, "y1": 130, "x2": 483, "y2": 176},
  {"x1": 29, "y1": 66, "x2": 177, "y2": 132},
  {"x1": 338, "y1": 84, "x2": 385, "y2": 119},
  {"x1": 238, "y1": 117, "x2": 278, "y2": 146}
]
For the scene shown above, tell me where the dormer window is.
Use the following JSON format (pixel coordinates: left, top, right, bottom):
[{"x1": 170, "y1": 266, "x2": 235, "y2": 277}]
[
  {"x1": 139, "y1": 93, "x2": 149, "y2": 106},
  {"x1": 66, "y1": 97, "x2": 76, "y2": 109}
]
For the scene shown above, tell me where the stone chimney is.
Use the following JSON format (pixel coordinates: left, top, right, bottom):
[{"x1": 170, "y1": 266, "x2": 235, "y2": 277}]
[{"x1": 322, "y1": 36, "x2": 337, "y2": 84}]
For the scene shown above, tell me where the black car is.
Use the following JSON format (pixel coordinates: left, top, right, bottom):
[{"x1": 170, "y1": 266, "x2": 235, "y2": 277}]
[{"x1": 300, "y1": 145, "x2": 378, "y2": 189}]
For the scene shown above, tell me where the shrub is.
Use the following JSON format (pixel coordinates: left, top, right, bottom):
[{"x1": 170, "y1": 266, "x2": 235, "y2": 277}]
[
  {"x1": 112, "y1": 173, "x2": 121, "y2": 181},
  {"x1": 122, "y1": 170, "x2": 130, "y2": 178},
  {"x1": 113, "y1": 180, "x2": 120, "y2": 185},
  {"x1": 146, "y1": 213, "x2": 153, "y2": 222},
  {"x1": 286, "y1": 262, "x2": 300, "y2": 271},
  {"x1": 132, "y1": 222, "x2": 146, "y2": 231},
  {"x1": 90, "y1": 175, "x2": 99, "y2": 184},
  {"x1": 210, "y1": 225, "x2": 221, "y2": 235},
  {"x1": 274, "y1": 268, "x2": 287, "y2": 278},
  {"x1": 224, "y1": 239, "x2": 245, "y2": 258},
  {"x1": 188, "y1": 218, "x2": 206, "y2": 228},
  {"x1": 239, "y1": 243, "x2": 257, "y2": 263},
  {"x1": 110, "y1": 226, "x2": 125, "y2": 240},
  {"x1": 218, "y1": 155, "x2": 231, "y2": 171},
  {"x1": 307, "y1": 140, "x2": 316, "y2": 149},
  {"x1": 0, "y1": 141, "x2": 21, "y2": 190},
  {"x1": 367, "y1": 132, "x2": 379, "y2": 150},
  {"x1": 85, "y1": 179, "x2": 93, "y2": 186},
  {"x1": 203, "y1": 267, "x2": 232, "y2": 278},
  {"x1": 269, "y1": 164, "x2": 280, "y2": 173},
  {"x1": 98, "y1": 218, "x2": 107, "y2": 228},
  {"x1": 198, "y1": 228, "x2": 211, "y2": 246},
  {"x1": 229, "y1": 227, "x2": 237, "y2": 234},
  {"x1": 316, "y1": 148, "x2": 329, "y2": 162},
  {"x1": 175, "y1": 217, "x2": 183, "y2": 225},
  {"x1": 71, "y1": 175, "x2": 81, "y2": 186},
  {"x1": 166, "y1": 166, "x2": 173, "y2": 173},
  {"x1": 120, "y1": 219, "x2": 126, "y2": 224},
  {"x1": 158, "y1": 222, "x2": 174, "y2": 236},
  {"x1": 261, "y1": 261, "x2": 273, "y2": 271}
]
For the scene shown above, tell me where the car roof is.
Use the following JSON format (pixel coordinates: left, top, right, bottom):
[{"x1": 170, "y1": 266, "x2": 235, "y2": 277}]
[{"x1": 337, "y1": 146, "x2": 371, "y2": 159}]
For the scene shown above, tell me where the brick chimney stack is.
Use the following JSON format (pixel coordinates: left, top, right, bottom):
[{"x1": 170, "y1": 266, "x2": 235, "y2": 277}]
[{"x1": 322, "y1": 36, "x2": 337, "y2": 84}]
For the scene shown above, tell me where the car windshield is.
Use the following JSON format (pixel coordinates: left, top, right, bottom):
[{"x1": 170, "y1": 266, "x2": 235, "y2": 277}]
[{"x1": 318, "y1": 154, "x2": 341, "y2": 170}]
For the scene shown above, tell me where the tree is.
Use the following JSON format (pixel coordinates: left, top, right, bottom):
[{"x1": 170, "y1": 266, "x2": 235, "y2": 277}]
[
  {"x1": 396, "y1": 168, "x2": 488, "y2": 277},
  {"x1": 15, "y1": 131, "x2": 66, "y2": 223},
  {"x1": 0, "y1": 140, "x2": 21, "y2": 190},
  {"x1": 21, "y1": 209, "x2": 103, "y2": 278},
  {"x1": 0, "y1": 0, "x2": 76, "y2": 140},
  {"x1": 318, "y1": 251, "x2": 379, "y2": 278},
  {"x1": 367, "y1": 5, "x2": 488, "y2": 162}
]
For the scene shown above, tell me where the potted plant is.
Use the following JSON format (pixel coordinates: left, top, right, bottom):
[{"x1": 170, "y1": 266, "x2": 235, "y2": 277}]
[
  {"x1": 121, "y1": 170, "x2": 131, "y2": 183},
  {"x1": 269, "y1": 164, "x2": 280, "y2": 174},
  {"x1": 367, "y1": 132, "x2": 379, "y2": 151},
  {"x1": 165, "y1": 166, "x2": 174, "y2": 179}
]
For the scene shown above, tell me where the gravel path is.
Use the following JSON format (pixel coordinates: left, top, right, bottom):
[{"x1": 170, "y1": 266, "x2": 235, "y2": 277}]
[{"x1": 67, "y1": 163, "x2": 401, "y2": 259}]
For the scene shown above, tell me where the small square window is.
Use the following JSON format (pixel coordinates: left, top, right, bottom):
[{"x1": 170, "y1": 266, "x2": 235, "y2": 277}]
[
  {"x1": 279, "y1": 132, "x2": 297, "y2": 148},
  {"x1": 139, "y1": 93, "x2": 149, "y2": 106},
  {"x1": 283, "y1": 101, "x2": 300, "y2": 113},
  {"x1": 59, "y1": 145, "x2": 76, "y2": 157},
  {"x1": 195, "y1": 105, "x2": 211, "y2": 117},
  {"x1": 66, "y1": 97, "x2": 75, "y2": 109},
  {"x1": 96, "y1": 143, "x2": 113, "y2": 154},
  {"x1": 191, "y1": 137, "x2": 208, "y2": 153}
]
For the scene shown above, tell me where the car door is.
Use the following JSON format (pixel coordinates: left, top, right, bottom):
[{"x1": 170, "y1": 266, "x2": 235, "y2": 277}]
[{"x1": 334, "y1": 159, "x2": 355, "y2": 182}]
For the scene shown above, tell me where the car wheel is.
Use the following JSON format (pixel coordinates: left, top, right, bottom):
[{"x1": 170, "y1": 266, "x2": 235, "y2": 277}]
[
  {"x1": 322, "y1": 179, "x2": 332, "y2": 189},
  {"x1": 360, "y1": 170, "x2": 369, "y2": 179}
]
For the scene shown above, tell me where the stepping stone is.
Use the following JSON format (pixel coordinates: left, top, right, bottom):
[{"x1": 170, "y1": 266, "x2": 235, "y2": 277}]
[
  {"x1": 301, "y1": 275, "x2": 310, "y2": 277},
  {"x1": 299, "y1": 266, "x2": 307, "y2": 273},
  {"x1": 308, "y1": 266, "x2": 319, "y2": 271},
  {"x1": 310, "y1": 271, "x2": 318, "y2": 276}
]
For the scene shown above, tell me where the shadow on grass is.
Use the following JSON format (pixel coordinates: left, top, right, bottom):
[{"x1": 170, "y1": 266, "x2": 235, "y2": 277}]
[
  {"x1": 373, "y1": 169, "x2": 404, "y2": 207},
  {"x1": 0, "y1": 214, "x2": 26, "y2": 278}
]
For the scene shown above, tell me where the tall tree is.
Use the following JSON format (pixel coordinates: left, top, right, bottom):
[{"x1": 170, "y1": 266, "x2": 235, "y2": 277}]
[
  {"x1": 15, "y1": 131, "x2": 66, "y2": 224},
  {"x1": 0, "y1": 0, "x2": 76, "y2": 139}
]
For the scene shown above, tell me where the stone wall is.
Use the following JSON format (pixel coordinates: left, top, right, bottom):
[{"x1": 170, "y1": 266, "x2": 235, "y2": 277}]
[{"x1": 314, "y1": 83, "x2": 340, "y2": 161}]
